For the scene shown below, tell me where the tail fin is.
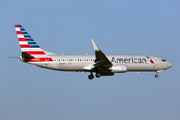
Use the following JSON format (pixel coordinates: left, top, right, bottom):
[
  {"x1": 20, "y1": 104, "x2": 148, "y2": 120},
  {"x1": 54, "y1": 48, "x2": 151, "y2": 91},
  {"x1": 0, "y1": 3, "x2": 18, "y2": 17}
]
[
  {"x1": 15, "y1": 24, "x2": 43, "y2": 52},
  {"x1": 15, "y1": 24, "x2": 54, "y2": 63}
]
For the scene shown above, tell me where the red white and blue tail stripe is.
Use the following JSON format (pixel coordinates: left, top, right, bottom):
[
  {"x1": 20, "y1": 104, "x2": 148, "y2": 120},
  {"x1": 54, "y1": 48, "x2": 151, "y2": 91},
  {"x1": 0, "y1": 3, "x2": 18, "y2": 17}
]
[{"x1": 15, "y1": 24, "x2": 54, "y2": 63}]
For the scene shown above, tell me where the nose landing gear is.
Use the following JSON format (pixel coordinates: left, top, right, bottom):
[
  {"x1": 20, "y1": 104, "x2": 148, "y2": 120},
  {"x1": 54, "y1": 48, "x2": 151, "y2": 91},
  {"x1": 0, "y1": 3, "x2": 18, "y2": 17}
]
[
  {"x1": 155, "y1": 71, "x2": 159, "y2": 78},
  {"x1": 155, "y1": 74, "x2": 159, "y2": 78}
]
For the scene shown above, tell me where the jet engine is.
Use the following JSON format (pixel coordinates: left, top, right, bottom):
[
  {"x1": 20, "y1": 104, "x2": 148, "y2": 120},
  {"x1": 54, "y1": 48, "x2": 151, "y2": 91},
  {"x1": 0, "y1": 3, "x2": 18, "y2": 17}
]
[{"x1": 109, "y1": 64, "x2": 127, "y2": 73}]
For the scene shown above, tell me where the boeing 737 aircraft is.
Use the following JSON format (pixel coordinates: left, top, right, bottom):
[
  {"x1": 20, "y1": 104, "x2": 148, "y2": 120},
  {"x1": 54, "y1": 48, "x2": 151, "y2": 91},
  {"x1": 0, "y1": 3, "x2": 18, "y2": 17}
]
[{"x1": 14, "y1": 24, "x2": 172, "y2": 80}]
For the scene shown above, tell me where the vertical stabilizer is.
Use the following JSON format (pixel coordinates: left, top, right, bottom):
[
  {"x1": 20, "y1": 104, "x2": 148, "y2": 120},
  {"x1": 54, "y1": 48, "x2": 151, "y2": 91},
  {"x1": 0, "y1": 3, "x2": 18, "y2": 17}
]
[{"x1": 15, "y1": 24, "x2": 54, "y2": 63}]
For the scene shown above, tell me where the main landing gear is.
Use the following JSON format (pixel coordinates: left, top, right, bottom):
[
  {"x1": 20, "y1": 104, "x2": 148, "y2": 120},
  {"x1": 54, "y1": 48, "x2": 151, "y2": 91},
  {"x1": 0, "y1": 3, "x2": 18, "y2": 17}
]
[
  {"x1": 88, "y1": 73, "x2": 94, "y2": 80},
  {"x1": 96, "y1": 72, "x2": 101, "y2": 78},
  {"x1": 88, "y1": 72, "x2": 101, "y2": 80}
]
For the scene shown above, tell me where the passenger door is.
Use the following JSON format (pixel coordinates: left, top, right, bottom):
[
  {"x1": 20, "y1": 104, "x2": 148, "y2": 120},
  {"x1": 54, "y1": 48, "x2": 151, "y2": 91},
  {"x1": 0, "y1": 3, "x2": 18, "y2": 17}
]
[{"x1": 45, "y1": 58, "x2": 49, "y2": 65}]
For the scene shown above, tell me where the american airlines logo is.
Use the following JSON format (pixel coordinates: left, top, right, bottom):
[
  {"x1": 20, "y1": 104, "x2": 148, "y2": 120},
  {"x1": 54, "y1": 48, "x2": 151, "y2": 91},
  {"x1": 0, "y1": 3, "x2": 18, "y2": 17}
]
[
  {"x1": 146, "y1": 56, "x2": 154, "y2": 64},
  {"x1": 111, "y1": 57, "x2": 148, "y2": 64}
]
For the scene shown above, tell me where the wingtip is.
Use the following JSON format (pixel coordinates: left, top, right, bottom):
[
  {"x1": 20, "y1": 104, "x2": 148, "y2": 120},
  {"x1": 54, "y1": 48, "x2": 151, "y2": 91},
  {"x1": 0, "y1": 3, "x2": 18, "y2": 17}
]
[
  {"x1": 91, "y1": 39, "x2": 100, "y2": 51},
  {"x1": 91, "y1": 39, "x2": 95, "y2": 43}
]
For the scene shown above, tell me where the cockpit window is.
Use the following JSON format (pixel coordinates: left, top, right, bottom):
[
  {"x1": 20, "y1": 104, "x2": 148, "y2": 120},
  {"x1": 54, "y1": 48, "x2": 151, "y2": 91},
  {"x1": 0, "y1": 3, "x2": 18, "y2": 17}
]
[{"x1": 161, "y1": 59, "x2": 166, "y2": 62}]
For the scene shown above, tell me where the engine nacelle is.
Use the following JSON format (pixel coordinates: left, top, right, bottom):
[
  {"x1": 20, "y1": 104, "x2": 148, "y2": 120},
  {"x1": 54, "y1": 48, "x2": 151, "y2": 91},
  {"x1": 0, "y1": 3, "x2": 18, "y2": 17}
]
[{"x1": 109, "y1": 64, "x2": 127, "y2": 73}]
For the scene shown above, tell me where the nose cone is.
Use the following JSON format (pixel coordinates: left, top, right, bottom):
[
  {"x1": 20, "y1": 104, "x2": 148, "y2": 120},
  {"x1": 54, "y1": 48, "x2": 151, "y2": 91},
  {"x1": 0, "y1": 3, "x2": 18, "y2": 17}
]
[{"x1": 167, "y1": 62, "x2": 173, "y2": 69}]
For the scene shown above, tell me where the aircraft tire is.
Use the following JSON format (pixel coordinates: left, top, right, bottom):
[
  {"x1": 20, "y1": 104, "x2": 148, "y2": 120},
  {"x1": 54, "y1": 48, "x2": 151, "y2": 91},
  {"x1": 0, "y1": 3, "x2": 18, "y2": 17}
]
[
  {"x1": 96, "y1": 73, "x2": 101, "y2": 78},
  {"x1": 155, "y1": 74, "x2": 159, "y2": 78},
  {"x1": 88, "y1": 74, "x2": 94, "y2": 80}
]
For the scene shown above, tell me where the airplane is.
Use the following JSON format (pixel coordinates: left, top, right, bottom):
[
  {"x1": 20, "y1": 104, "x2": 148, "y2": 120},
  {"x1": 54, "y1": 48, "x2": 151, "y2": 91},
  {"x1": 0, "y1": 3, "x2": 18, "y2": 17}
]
[{"x1": 14, "y1": 24, "x2": 172, "y2": 80}]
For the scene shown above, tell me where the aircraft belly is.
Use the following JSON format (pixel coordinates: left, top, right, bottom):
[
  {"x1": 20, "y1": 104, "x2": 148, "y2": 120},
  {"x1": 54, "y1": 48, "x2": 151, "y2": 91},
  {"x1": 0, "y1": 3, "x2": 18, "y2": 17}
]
[{"x1": 127, "y1": 64, "x2": 155, "y2": 71}]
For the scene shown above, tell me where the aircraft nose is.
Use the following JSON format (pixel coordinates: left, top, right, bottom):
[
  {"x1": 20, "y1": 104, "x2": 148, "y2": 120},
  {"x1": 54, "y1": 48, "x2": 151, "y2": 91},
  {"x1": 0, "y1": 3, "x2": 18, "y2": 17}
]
[{"x1": 167, "y1": 62, "x2": 172, "y2": 68}]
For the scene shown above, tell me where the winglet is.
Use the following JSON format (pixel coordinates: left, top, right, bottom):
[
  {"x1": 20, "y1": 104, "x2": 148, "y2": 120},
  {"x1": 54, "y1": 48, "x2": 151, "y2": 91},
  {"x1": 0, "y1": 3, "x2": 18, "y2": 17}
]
[
  {"x1": 91, "y1": 39, "x2": 112, "y2": 67},
  {"x1": 91, "y1": 39, "x2": 100, "y2": 51}
]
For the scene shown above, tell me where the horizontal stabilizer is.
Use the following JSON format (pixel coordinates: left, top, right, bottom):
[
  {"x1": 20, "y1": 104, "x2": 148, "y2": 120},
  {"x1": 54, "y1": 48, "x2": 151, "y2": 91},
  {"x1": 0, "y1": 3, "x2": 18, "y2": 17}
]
[{"x1": 22, "y1": 52, "x2": 34, "y2": 58}]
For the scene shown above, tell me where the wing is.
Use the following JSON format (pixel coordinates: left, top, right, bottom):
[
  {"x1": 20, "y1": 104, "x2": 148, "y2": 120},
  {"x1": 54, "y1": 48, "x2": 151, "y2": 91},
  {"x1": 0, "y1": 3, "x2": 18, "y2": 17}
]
[{"x1": 91, "y1": 39, "x2": 112, "y2": 68}]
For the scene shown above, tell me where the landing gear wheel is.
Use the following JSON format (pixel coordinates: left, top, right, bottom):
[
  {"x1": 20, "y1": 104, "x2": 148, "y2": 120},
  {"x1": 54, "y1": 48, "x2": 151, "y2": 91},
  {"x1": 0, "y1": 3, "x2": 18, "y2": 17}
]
[
  {"x1": 155, "y1": 74, "x2": 159, "y2": 78},
  {"x1": 96, "y1": 73, "x2": 101, "y2": 78},
  {"x1": 88, "y1": 74, "x2": 94, "y2": 80}
]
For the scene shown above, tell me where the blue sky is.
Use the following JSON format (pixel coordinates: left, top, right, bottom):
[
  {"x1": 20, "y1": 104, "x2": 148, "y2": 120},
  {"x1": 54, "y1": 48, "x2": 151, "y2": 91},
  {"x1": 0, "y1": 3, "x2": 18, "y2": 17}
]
[{"x1": 0, "y1": 0, "x2": 179, "y2": 120}]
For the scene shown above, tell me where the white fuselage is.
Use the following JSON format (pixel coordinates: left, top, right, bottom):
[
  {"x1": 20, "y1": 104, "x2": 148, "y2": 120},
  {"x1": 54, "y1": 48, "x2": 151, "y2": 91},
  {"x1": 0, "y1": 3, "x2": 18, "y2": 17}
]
[{"x1": 28, "y1": 54, "x2": 172, "y2": 72}]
